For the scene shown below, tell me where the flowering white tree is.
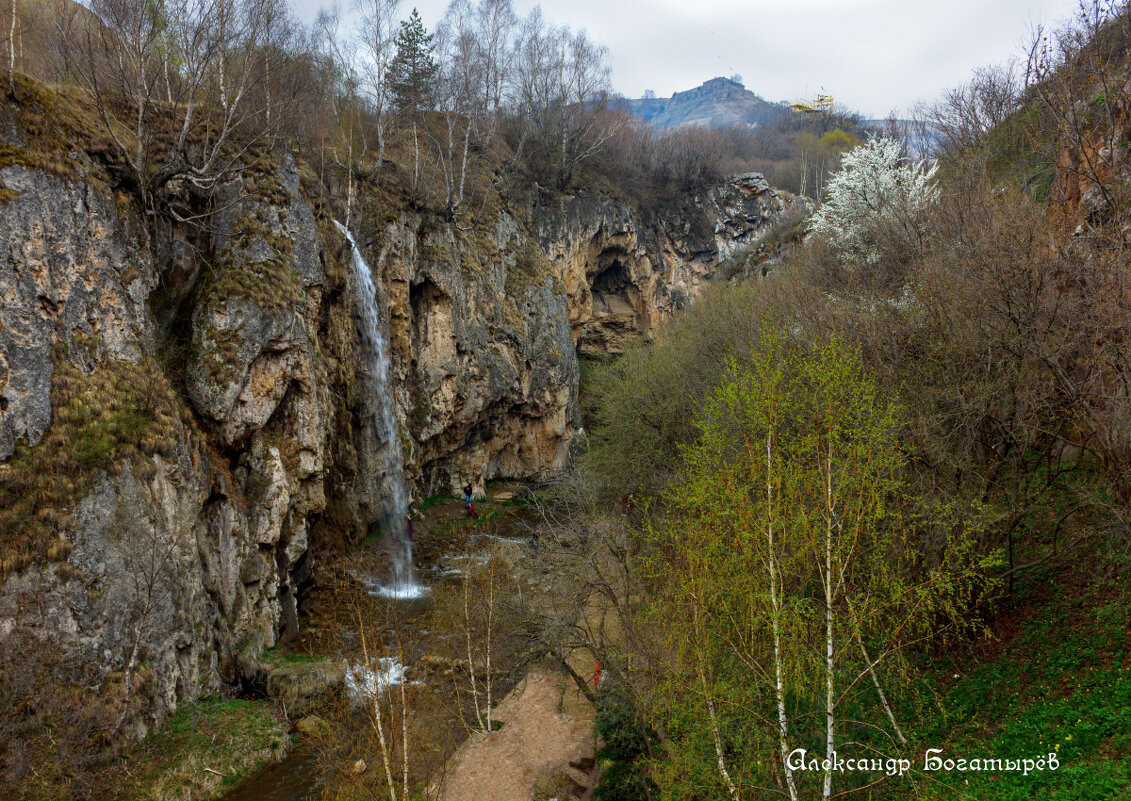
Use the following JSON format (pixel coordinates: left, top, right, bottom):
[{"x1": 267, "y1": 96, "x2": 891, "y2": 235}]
[{"x1": 809, "y1": 137, "x2": 939, "y2": 264}]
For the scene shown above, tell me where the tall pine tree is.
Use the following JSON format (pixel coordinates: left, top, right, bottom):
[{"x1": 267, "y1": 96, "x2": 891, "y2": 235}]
[{"x1": 389, "y1": 9, "x2": 438, "y2": 116}]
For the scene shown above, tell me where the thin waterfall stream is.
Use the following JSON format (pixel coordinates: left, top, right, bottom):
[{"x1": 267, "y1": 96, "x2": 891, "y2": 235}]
[{"x1": 335, "y1": 220, "x2": 427, "y2": 600}]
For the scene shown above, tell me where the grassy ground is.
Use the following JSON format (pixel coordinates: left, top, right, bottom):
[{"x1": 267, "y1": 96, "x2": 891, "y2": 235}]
[
  {"x1": 418, "y1": 482, "x2": 529, "y2": 541},
  {"x1": 108, "y1": 697, "x2": 290, "y2": 801},
  {"x1": 904, "y1": 559, "x2": 1129, "y2": 800},
  {"x1": 260, "y1": 645, "x2": 321, "y2": 667}
]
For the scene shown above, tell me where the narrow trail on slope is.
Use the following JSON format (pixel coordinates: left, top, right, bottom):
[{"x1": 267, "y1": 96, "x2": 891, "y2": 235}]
[{"x1": 435, "y1": 666, "x2": 597, "y2": 801}]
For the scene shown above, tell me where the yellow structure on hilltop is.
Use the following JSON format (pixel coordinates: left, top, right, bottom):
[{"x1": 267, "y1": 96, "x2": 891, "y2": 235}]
[{"x1": 788, "y1": 93, "x2": 834, "y2": 113}]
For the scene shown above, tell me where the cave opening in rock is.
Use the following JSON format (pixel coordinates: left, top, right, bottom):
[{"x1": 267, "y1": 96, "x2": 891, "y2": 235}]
[
  {"x1": 409, "y1": 277, "x2": 446, "y2": 313},
  {"x1": 591, "y1": 257, "x2": 629, "y2": 295}
]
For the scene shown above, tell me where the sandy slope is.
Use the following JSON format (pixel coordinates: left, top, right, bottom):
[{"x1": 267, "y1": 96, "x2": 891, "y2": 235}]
[{"x1": 434, "y1": 667, "x2": 596, "y2": 801}]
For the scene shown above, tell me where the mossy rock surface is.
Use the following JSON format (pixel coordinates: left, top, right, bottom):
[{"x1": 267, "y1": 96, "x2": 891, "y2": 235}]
[
  {"x1": 0, "y1": 73, "x2": 114, "y2": 184},
  {"x1": 0, "y1": 337, "x2": 186, "y2": 576}
]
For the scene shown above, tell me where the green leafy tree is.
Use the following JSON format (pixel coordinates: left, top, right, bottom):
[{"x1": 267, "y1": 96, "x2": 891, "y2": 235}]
[
  {"x1": 389, "y1": 8, "x2": 438, "y2": 115},
  {"x1": 644, "y1": 333, "x2": 994, "y2": 800}
]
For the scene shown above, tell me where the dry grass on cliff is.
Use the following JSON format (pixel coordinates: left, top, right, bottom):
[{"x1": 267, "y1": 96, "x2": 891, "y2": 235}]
[
  {"x1": 0, "y1": 337, "x2": 188, "y2": 577},
  {"x1": 0, "y1": 629, "x2": 123, "y2": 799},
  {"x1": 0, "y1": 72, "x2": 115, "y2": 185}
]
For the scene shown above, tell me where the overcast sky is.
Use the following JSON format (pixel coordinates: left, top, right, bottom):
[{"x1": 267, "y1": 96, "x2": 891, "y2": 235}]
[{"x1": 290, "y1": 0, "x2": 1083, "y2": 118}]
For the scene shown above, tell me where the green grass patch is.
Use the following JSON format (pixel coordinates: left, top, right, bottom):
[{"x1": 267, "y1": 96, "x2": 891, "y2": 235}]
[
  {"x1": 428, "y1": 508, "x2": 505, "y2": 539},
  {"x1": 473, "y1": 505, "x2": 502, "y2": 524},
  {"x1": 261, "y1": 645, "x2": 321, "y2": 667},
  {"x1": 419, "y1": 491, "x2": 457, "y2": 513},
  {"x1": 905, "y1": 571, "x2": 1129, "y2": 801},
  {"x1": 112, "y1": 696, "x2": 289, "y2": 801}
]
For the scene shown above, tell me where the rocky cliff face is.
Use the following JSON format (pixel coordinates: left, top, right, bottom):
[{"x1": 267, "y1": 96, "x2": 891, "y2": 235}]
[
  {"x1": 0, "y1": 85, "x2": 802, "y2": 736},
  {"x1": 352, "y1": 171, "x2": 806, "y2": 496},
  {"x1": 533, "y1": 173, "x2": 808, "y2": 357},
  {"x1": 0, "y1": 140, "x2": 352, "y2": 737},
  {"x1": 372, "y1": 209, "x2": 579, "y2": 499}
]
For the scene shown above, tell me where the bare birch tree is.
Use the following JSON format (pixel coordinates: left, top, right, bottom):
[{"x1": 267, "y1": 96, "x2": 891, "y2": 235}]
[
  {"x1": 356, "y1": 0, "x2": 401, "y2": 175},
  {"x1": 434, "y1": 0, "x2": 482, "y2": 221},
  {"x1": 318, "y1": 5, "x2": 369, "y2": 228},
  {"x1": 111, "y1": 481, "x2": 186, "y2": 737},
  {"x1": 510, "y1": 9, "x2": 619, "y2": 189},
  {"x1": 79, "y1": 0, "x2": 302, "y2": 218},
  {"x1": 7, "y1": 0, "x2": 17, "y2": 96}
]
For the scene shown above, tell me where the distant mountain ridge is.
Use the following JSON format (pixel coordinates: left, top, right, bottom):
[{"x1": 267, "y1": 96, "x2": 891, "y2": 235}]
[{"x1": 615, "y1": 77, "x2": 790, "y2": 130}]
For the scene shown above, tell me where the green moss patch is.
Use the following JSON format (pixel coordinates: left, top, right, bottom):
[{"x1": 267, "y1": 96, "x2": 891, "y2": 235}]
[
  {"x1": 505, "y1": 235, "x2": 552, "y2": 298},
  {"x1": 240, "y1": 151, "x2": 291, "y2": 207},
  {"x1": 420, "y1": 491, "x2": 458, "y2": 513},
  {"x1": 203, "y1": 210, "x2": 305, "y2": 316},
  {"x1": 260, "y1": 646, "x2": 321, "y2": 667}
]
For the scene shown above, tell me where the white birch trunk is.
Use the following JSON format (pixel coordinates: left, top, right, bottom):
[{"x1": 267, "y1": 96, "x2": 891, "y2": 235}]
[
  {"x1": 7, "y1": 0, "x2": 15, "y2": 95},
  {"x1": 357, "y1": 607, "x2": 398, "y2": 801},
  {"x1": 694, "y1": 605, "x2": 739, "y2": 801},
  {"x1": 702, "y1": 673, "x2": 740, "y2": 801},
  {"x1": 399, "y1": 636, "x2": 409, "y2": 799},
  {"x1": 112, "y1": 623, "x2": 143, "y2": 735},
  {"x1": 766, "y1": 432, "x2": 800, "y2": 801},
  {"x1": 859, "y1": 635, "x2": 908, "y2": 745},
  {"x1": 823, "y1": 449, "x2": 835, "y2": 801},
  {"x1": 485, "y1": 559, "x2": 495, "y2": 731},
  {"x1": 345, "y1": 146, "x2": 353, "y2": 231},
  {"x1": 463, "y1": 569, "x2": 483, "y2": 728}
]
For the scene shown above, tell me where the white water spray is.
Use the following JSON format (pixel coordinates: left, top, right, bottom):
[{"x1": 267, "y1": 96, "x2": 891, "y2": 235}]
[
  {"x1": 344, "y1": 657, "x2": 413, "y2": 701},
  {"x1": 336, "y1": 221, "x2": 426, "y2": 600}
]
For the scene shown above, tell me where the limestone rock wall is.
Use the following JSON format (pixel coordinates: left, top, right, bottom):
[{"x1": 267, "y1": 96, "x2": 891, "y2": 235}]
[
  {"x1": 532, "y1": 174, "x2": 807, "y2": 357},
  {"x1": 0, "y1": 165, "x2": 153, "y2": 461},
  {"x1": 345, "y1": 172, "x2": 804, "y2": 503},
  {"x1": 0, "y1": 149, "x2": 352, "y2": 738},
  {"x1": 354, "y1": 208, "x2": 580, "y2": 500}
]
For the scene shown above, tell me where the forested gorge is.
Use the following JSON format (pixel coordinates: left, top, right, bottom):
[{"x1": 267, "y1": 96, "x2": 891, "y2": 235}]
[
  {"x1": 0, "y1": 0, "x2": 1128, "y2": 800},
  {"x1": 577, "y1": 5, "x2": 1131, "y2": 799}
]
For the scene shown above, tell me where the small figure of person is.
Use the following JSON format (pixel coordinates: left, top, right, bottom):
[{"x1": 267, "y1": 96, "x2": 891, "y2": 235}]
[
  {"x1": 465, "y1": 501, "x2": 478, "y2": 519},
  {"x1": 463, "y1": 483, "x2": 473, "y2": 510},
  {"x1": 621, "y1": 490, "x2": 635, "y2": 516},
  {"x1": 593, "y1": 660, "x2": 602, "y2": 688}
]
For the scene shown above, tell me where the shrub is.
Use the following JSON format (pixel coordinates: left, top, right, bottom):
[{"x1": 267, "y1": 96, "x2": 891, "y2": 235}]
[{"x1": 808, "y1": 136, "x2": 939, "y2": 265}]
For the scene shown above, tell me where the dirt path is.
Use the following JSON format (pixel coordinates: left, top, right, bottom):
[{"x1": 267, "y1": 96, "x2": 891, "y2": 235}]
[{"x1": 434, "y1": 667, "x2": 596, "y2": 801}]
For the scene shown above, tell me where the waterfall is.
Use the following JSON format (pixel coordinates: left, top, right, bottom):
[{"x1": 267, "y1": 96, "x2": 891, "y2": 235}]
[{"x1": 335, "y1": 221, "x2": 426, "y2": 600}]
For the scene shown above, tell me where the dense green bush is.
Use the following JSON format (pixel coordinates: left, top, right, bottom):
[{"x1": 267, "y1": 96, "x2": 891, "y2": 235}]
[{"x1": 594, "y1": 686, "x2": 656, "y2": 801}]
